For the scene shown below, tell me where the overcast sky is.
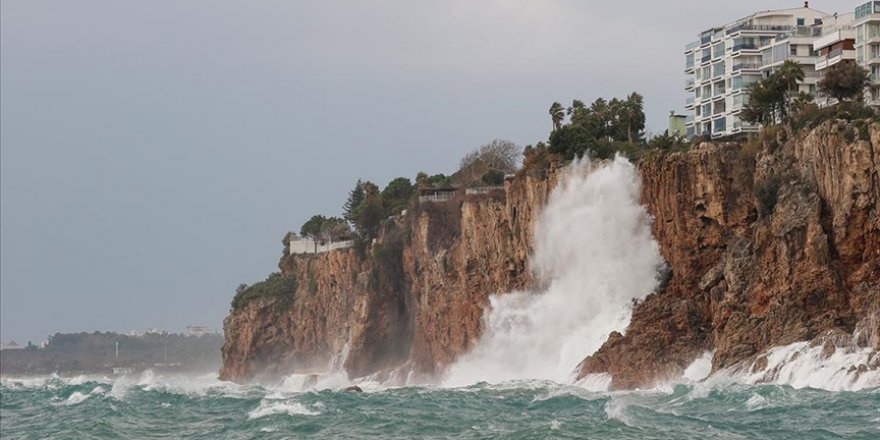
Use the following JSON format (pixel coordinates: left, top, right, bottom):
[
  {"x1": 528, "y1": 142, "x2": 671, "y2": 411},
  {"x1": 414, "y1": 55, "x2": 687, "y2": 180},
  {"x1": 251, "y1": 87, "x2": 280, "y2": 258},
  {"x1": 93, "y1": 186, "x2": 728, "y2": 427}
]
[{"x1": 0, "y1": 1, "x2": 850, "y2": 343}]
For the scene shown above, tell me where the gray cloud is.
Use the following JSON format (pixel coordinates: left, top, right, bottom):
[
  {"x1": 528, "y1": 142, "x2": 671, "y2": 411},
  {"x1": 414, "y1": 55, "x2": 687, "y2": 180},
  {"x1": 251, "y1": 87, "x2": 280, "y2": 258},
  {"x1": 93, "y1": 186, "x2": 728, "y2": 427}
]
[{"x1": 0, "y1": 0, "x2": 843, "y2": 342}]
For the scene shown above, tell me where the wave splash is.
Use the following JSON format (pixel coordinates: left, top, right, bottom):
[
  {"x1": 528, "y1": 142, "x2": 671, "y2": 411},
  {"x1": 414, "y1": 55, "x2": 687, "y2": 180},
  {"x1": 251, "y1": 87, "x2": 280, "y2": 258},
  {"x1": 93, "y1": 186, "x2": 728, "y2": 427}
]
[{"x1": 442, "y1": 157, "x2": 663, "y2": 387}]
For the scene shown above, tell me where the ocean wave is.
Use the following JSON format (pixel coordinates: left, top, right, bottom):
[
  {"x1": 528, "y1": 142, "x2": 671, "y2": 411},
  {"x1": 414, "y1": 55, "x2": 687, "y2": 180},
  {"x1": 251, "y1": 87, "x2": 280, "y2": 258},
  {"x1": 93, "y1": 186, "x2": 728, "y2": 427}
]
[{"x1": 247, "y1": 399, "x2": 321, "y2": 419}]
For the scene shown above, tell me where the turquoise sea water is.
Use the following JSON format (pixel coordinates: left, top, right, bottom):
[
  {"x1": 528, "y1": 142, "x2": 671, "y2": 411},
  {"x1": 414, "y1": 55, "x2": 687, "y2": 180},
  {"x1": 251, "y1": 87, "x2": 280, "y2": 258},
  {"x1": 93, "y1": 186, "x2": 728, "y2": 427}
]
[{"x1": 2, "y1": 374, "x2": 879, "y2": 439}]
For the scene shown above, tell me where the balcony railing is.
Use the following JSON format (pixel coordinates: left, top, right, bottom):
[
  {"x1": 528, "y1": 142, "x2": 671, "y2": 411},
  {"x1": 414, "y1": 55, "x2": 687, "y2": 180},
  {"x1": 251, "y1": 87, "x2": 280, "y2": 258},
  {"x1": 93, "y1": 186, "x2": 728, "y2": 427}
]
[
  {"x1": 732, "y1": 44, "x2": 759, "y2": 52},
  {"x1": 685, "y1": 78, "x2": 695, "y2": 89},
  {"x1": 686, "y1": 96, "x2": 695, "y2": 106},
  {"x1": 733, "y1": 63, "x2": 762, "y2": 71},
  {"x1": 726, "y1": 24, "x2": 792, "y2": 35},
  {"x1": 686, "y1": 41, "x2": 701, "y2": 51}
]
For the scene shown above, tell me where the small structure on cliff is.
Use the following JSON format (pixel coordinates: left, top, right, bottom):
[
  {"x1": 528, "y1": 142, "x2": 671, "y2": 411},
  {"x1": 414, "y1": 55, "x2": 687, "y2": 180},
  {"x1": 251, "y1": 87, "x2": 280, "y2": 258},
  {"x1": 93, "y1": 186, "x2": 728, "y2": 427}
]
[
  {"x1": 287, "y1": 237, "x2": 354, "y2": 255},
  {"x1": 418, "y1": 186, "x2": 457, "y2": 203}
]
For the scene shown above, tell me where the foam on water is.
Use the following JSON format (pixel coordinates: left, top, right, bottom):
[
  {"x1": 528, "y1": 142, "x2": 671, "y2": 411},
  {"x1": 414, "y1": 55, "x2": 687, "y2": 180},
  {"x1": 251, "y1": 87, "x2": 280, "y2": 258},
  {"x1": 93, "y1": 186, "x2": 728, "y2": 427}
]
[
  {"x1": 728, "y1": 337, "x2": 880, "y2": 391},
  {"x1": 682, "y1": 351, "x2": 713, "y2": 383},
  {"x1": 443, "y1": 157, "x2": 663, "y2": 387},
  {"x1": 247, "y1": 400, "x2": 321, "y2": 419}
]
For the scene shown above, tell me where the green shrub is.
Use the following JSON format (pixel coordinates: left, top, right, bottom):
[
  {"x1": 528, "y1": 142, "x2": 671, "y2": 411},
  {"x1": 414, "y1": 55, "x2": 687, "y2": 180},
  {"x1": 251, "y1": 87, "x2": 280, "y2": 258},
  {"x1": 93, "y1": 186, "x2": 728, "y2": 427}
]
[
  {"x1": 481, "y1": 169, "x2": 505, "y2": 185},
  {"x1": 231, "y1": 272, "x2": 297, "y2": 310}
]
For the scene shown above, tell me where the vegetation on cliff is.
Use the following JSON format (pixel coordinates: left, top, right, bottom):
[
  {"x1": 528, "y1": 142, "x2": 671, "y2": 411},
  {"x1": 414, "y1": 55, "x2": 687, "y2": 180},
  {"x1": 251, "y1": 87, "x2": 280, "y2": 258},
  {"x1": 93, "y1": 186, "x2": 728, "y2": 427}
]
[{"x1": 231, "y1": 272, "x2": 297, "y2": 310}]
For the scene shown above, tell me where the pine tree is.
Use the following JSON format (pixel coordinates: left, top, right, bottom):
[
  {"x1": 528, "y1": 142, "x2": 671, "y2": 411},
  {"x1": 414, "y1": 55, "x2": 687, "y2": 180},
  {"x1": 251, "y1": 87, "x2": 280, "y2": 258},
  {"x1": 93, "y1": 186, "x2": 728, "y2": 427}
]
[{"x1": 342, "y1": 179, "x2": 365, "y2": 224}]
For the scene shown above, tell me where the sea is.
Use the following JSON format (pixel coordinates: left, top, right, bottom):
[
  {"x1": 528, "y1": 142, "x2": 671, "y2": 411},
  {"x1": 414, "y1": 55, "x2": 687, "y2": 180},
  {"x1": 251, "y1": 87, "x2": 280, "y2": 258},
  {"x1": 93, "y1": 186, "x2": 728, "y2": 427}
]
[
  {"x1": 1, "y1": 371, "x2": 879, "y2": 439},
  {"x1": 4, "y1": 158, "x2": 877, "y2": 439}
]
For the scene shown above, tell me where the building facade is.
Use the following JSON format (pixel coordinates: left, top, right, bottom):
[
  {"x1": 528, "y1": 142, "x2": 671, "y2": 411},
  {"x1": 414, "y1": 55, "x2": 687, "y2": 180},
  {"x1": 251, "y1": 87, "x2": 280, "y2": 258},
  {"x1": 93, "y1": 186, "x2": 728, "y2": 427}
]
[
  {"x1": 814, "y1": 13, "x2": 857, "y2": 106},
  {"x1": 684, "y1": 5, "x2": 828, "y2": 138},
  {"x1": 684, "y1": 3, "x2": 880, "y2": 138},
  {"x1": 854, "y1": 1, "x2": 880, "y2": 105}
]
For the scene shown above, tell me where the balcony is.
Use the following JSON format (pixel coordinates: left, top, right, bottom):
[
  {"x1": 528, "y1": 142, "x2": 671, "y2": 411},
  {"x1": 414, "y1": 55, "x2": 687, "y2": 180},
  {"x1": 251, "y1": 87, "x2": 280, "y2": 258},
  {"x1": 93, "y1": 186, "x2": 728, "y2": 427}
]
[
  {"x1": 732, "y1": 63, "x2": 762, "y2": 72},
  {"x1": 686, "y1": 41, "x2": 701, "y2": 52},
  {"x1": 816, "y1": 49, "x2": 856, "y2": 70},
  {"x1": 685, "y1": 96, "x2": 695, "y2": 108},
  {"x1": 726, "y1": 23, "x2": 791, "y2": 35},
  {"x1": 685, "y1": 78, "x2": 695, "y2": 90},
  {"x1": 732, "y1": 44, "x2": 759, "y2": 53}
]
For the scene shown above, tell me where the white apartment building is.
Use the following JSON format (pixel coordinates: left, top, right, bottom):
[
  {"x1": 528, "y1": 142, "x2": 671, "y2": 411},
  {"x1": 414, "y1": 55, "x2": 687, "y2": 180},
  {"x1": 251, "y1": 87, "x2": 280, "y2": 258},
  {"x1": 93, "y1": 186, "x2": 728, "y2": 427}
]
[
  {"x1": 685, "y1": 4, "x2": 828, "y2": 138},
  {"x1": 814, "y1": 13, "x2": 856, "y2": 106},
  {"x1": 854, "y1": 1, "x2": 880, "y2": 105}
]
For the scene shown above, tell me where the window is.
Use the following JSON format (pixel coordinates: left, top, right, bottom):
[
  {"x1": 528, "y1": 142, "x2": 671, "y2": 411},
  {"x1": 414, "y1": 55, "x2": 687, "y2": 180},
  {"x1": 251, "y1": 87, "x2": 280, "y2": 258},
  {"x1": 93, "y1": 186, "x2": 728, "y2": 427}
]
[
  {"x1": 796, "y1": 18, "x2": 805, "y2": 26},
  {"x1": 790, "y1": 45, "x2": 798, "y2": 56},
  {"x1": 814, "y1": 18, "x2": 822, "y2": 25}
]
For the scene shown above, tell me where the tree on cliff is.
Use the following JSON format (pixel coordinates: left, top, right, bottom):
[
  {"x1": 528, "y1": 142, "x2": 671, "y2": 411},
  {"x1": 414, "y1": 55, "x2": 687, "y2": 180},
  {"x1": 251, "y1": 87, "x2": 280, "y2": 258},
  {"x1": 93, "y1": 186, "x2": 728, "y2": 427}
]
[
  {"x1": 300, "y1": 215, "x2": 328, "y2": 241},
  {"x1": 620, "y1": 92, "x2": 646, "y2": 143},
  {"x1": 456, "y1": 139, "x2": 521, "y2": 185},
  {"x1": 300, "y1": 215, "x2": 351, "y2": 245},
  {"x1": 343, "y1": 179, "x2": 365, "y2": 225},
  {"x1": 819, "y1": 62, "x2": 871, "y2": 103},
  {"x1": 549, "y1": 102, "x2": 565, "y2": 131},
  {"x1": 547, "y1": 93, "x2": 646, "y2": 160},
  {"x1": 742, "y1": 60, "x2": 806, "y2": 125},
  {"x1": 381, "y1": 177, "x2": 415, "y2": 216},
  {"x1": 354, "y1": 182, "x2": 385, "y2": 240}
]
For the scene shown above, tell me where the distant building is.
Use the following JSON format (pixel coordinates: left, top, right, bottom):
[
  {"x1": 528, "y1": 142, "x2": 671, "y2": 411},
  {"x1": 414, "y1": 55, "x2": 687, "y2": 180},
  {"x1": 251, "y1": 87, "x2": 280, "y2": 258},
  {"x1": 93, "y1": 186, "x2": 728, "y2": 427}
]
[
  {"x1": 0, "y1": 341, "x2": 24, "y2": 350},
  {"x1": 668, "y1": 112, "x2": 688, "y2": 137},
  {"x1": 144, "y1": 328, "x2": 168, "y2": 336},
  {"x1": 185, "y1": 325, "x2": 215, "y2": 337}
]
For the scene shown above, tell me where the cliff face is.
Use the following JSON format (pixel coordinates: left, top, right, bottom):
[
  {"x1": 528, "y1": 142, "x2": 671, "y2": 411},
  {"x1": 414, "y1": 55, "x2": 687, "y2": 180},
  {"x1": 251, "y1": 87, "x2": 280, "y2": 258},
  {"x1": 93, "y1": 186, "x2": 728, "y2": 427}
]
[
  {"x1": 578, "y1": 121, "x2": 880, "y2": 388},
  {"x1": 220, "y1": 173, "x2": 557, "y2": 382},
  {"x1": 221, "y1": 120, "x2": 879, "y2": 388}
]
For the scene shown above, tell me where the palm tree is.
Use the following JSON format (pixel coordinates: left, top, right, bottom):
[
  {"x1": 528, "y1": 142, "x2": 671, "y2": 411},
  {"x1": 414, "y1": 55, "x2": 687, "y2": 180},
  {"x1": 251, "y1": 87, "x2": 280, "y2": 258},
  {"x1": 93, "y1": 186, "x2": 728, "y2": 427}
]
[
  {"x1": 776, "y1": 60, "x2": 805, "y2": 94},
  {"x1": 620, "y1": 92, "x2": 646, "y2": 143},
  {"x1": 590, "y1": 98, "x2": 611, "y2": 140},
  {"x1": 549, "y1": 102, "x2": 565, "y2": 131},
  {"x1": 567, "y1": 99, "x2": 585, "y2": 116}
]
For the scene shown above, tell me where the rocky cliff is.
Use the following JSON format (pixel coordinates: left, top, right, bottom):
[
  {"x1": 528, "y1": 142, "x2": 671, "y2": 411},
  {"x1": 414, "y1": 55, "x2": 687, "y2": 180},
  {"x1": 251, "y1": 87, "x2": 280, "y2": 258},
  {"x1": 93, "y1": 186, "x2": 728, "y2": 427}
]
[
  {"x1": 220, "y1": 172, "x2": 557, "y2": 382},
  {"x1": 221, "y1": 120, "x2": 879, "y2": 388},
  {"x1": 578, "y1": 120, "x2": 880, "y2": 388}
]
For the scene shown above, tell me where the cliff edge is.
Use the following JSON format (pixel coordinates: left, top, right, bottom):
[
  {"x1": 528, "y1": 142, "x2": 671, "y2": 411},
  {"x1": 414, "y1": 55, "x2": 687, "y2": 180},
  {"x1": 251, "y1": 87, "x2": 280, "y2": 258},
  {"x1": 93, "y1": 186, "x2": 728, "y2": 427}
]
[{"x1": 221, "y1": 120, "x2": 879, "y2": 388}]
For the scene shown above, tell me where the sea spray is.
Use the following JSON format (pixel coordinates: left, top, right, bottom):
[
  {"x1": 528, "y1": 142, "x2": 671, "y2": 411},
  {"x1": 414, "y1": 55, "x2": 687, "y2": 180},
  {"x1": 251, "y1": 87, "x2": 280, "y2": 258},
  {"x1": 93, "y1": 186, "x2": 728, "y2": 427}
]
[{"x1": 442, "y1": 157, "x2": 663, "y2": 386}]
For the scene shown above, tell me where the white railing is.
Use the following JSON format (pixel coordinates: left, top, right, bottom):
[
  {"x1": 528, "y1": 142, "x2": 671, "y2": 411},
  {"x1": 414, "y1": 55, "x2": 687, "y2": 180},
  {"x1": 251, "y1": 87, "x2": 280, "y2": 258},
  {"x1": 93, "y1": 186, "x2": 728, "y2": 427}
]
[
  {"x1": 419, "y1": 193, "x2": 454, "y2": 203},
  {"x1": 465, "y1": 186, "x2": 504, "y2": 196},
  {"x1": 289, "y1": 238, "x2": 354, "y2": 255}
]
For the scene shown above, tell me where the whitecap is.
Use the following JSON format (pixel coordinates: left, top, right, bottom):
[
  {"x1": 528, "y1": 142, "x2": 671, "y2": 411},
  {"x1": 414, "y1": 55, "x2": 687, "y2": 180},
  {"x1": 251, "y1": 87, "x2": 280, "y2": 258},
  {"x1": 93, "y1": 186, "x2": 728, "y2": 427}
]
[
  {"x1": 64, "y1": 391, "x2": 90, "y2": 405},
  {"x1": 745, "y1": 393, "x2": 768, "y2": 410},
  {"x1": 247, "y1": 400, "x2": 320, "y2": 419},
  {"x1": 604, "y1": 397, "x2": 632, "y2": 426}
]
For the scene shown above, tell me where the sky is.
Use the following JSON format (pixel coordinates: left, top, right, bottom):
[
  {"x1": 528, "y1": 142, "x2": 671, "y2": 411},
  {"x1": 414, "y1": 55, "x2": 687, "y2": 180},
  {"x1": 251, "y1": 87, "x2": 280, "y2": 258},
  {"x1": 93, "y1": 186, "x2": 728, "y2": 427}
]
[{"x1": 0, "y1": 1, "x2": 851, "y2": 343}]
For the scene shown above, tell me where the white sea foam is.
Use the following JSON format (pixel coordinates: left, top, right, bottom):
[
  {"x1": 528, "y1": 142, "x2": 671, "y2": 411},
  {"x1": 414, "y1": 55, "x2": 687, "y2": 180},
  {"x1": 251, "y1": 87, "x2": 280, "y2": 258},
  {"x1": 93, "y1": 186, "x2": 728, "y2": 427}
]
[
  {"x1": 64, "y1": 391, "x2": 90, "y2": 405},
  {"x1": 682, "y1": 351, "x2": 713, "y2": 383},
  {"x1": 726, "y1": 338, "x2": 880, "y2": 391},
  {"x1": 604, "y1": 397, "x2": 632, "y2": 426},
  {"x1": 745, "y1": 393, "x2": 768, "y2": 410},
  {"x1": 443, "y1": 157, "x2": 662, "y2": 387},
  {"x1": 247, "y1": 400, "x2": 320, "y2": 419}
]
